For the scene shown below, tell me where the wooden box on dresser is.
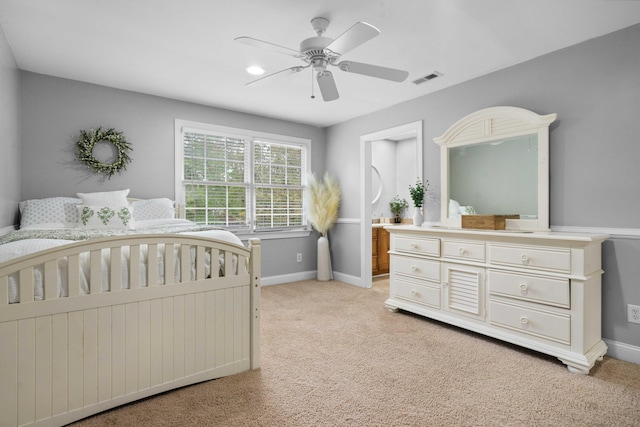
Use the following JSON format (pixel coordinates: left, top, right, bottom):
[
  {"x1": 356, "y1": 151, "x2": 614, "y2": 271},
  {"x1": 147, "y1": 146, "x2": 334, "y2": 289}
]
[{"x1": 384, "y1": 225, "x2": 609, "y2": 374}]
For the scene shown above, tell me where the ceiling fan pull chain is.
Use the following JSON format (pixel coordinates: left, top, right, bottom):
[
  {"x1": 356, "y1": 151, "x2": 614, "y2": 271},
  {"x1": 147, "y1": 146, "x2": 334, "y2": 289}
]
[{"x1": 310, "y1": 69, "x2": 315, "y2": 99}]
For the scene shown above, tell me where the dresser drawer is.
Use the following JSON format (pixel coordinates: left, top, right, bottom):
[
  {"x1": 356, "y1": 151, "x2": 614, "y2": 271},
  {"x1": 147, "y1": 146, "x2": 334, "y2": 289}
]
[
  {"x1": 489, "y1": 244, "x2": 570, "y2": 273},
  {"x1": 394, "y1": 279, "x2": 441, "y2": 309},
  {"x1": 488, "y1": 270, "x2": 570, "y2": 308},
  {"x1": 394, "y1": 256, "x2": 440, "y2": 282},
  {"x1": 442, "y1": 240, "x2": 485, "y2": 262},
  {"x1": 489, "y1": 300, "x2": 570, "y2": 345},
  {"x1": 393, "y1": 235, "x2": 440, "y2": 257}
]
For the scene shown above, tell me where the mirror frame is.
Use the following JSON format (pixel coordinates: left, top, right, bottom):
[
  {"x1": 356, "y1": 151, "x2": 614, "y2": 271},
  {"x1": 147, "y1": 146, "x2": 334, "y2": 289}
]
[
  {"x1": 371, "y1": 165, "x2": 382, "y2": 204},
  {"x1": 434, "y1": 106, "x2": 557, "y2": 231}
]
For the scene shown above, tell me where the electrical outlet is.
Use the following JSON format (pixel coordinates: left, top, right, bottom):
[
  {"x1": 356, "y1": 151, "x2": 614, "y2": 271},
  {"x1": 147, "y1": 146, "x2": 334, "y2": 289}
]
[
  {"x1": 296, "y1": 253, "x2": 302, "y2": 263},
  {"x1": 629, "y1": 304, "x2": 640, "y2": 324}
]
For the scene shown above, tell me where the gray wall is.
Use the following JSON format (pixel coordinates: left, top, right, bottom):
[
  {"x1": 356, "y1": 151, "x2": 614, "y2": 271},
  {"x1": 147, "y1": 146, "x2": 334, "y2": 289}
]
[
  {"x1": 371, "y1": 138, "x2": 418, "y2": 219},
  {"x1": 0, "y1": 25, "x2": 20, "y2": 228},
  {"x1": 372, "y1": 140, "x2": 397, "y2": 219},
  {"x1": 19, "y1": 72, "x2": 326, "y2": 277},
  {"x1": 325, "y1": 24, "x2": 640, "y2": 348}
]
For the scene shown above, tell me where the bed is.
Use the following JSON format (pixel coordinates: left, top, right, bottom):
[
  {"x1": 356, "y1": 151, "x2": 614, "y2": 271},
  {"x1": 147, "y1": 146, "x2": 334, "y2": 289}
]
[{"x1": 0, "y1": 191, "x2": 261, "y2": 427}]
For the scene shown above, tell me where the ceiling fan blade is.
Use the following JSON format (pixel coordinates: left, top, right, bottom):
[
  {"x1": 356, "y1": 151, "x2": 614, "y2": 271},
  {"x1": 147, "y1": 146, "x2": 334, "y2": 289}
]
[
  {"x1": 247, "y1": 66, "x2": 307, "y2": 87},
  {"x1": 234, "y1": 36, "x2": 304, "y2": 58},
  {"x1": 337, "y1": 61, "x2": 409, "y2": 82},
  {"x1": 325, "y1": 22, "x2": 380, "y2": 56},
  {"x1": 316, "y1": 71, "x2": 339, "y2": 101}
]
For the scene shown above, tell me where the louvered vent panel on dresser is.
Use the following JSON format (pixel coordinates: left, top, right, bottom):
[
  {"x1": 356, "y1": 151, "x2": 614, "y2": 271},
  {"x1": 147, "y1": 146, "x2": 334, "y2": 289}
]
[{"x1": 448, "y1": 269, "x2": 480, "y2": 315}]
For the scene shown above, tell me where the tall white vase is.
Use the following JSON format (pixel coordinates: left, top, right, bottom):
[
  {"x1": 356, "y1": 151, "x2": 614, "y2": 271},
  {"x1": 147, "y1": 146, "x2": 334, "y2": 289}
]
[
  {"x1": 413, "y1": 208, "x2": 423, "y2": 226},
  {"x1": 317, "y1": 235, "x2": 332, "y2": 281}
]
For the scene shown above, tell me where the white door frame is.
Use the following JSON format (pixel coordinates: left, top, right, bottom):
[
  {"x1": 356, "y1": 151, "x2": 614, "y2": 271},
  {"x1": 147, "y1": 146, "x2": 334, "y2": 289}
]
[{"x1": 360, "y1": 121, "x2": 423, "y2": 288}]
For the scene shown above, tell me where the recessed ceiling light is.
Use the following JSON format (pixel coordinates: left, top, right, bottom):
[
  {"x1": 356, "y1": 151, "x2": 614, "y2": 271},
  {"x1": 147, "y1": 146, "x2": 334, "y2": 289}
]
[{"x1": 246, "y1": 66, "x2": 265, "y2": 76}]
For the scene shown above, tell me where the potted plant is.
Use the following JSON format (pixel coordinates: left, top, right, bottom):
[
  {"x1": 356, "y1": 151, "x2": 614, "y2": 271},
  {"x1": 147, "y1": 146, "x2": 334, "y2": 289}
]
[
  {"x1": 389, "y1": 195, "x2": 409, "y2": 223},
  {"x1": 307, "y1": 172, "x2": 341, "y2": 281},
  {"x1": 409, "y1": 178, "x2": 429, "y2": 225}
]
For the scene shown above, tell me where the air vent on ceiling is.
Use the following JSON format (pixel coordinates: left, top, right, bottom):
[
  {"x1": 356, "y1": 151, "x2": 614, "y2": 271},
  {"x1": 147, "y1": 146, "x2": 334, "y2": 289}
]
[{"x1": 413, "y1": 71, "x2": 442, "y2": 85}]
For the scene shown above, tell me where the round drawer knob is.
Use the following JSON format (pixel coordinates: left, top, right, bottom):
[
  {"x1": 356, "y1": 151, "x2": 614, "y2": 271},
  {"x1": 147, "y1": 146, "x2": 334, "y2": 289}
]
[
  {"x1": 519, "y1": 283, "x2": 528, "y2": 292},
  {"x1": 410, "y1": 243, "x2": 418, "y2": 249},
  {"x1": 521, "y1": 254, "x2": 529, "y2": 263},
  {"x1": 520, "y1": 316, "x2": 529, "y2": 325},
  {"x1": 411, "y1": 290, "x2": 418, "y2": 297},
  {"x1": 411, "y1": 266, "x2": 420, "y2": 273},
  {"x1": 458, "y1": 247, "x2": 466, "y2": 255}
]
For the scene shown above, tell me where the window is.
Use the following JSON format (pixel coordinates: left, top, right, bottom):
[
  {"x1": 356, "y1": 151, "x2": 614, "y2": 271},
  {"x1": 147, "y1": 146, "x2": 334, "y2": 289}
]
[{"x1": 175, "y1": 120, "x2": 310, "y2": 234}]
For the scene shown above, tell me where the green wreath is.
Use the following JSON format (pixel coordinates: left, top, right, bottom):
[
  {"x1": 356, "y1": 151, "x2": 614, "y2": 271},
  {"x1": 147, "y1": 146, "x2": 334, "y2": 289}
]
[{"x1": 75, "y1": 127, "x2": 133, "y2": 179}]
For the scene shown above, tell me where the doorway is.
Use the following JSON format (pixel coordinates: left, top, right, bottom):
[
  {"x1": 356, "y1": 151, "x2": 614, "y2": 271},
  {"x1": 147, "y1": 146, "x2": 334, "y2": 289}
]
[{"x1": 359, "y1": 121, "x2": 423, "y2": 288}]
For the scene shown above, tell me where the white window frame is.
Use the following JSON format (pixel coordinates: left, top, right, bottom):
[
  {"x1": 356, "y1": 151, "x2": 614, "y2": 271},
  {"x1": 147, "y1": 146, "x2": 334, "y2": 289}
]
[{"x1": 175, "y1": 119, "x2": 311, "y2": 239}]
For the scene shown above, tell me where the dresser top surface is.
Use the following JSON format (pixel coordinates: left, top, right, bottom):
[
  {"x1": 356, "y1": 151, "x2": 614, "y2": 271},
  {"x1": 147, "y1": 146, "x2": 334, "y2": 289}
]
[{"x1": 384, "y1": 225, "x2": 609, "y2": 243}]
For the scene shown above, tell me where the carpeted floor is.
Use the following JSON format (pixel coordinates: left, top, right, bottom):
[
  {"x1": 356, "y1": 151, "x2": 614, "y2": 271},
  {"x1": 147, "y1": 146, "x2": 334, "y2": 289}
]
[{"x1": 72, "y1": 279, "x2": 640, "y2": 426}]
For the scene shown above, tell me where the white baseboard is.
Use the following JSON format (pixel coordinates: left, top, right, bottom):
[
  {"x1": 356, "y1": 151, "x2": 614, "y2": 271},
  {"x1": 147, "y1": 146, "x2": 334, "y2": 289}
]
[
  {"x1": 260, "y1": 271, "x2": 317, "y2": 286},
  {"x1": 261, "y1": 270, "x2": 366, "y2": 288},
  {"x1": 332, "y1": 271, "x2": 367, "y2": 288},
  {"x1": 603, "y1": 339, "x2": 640, "y2": 365}
]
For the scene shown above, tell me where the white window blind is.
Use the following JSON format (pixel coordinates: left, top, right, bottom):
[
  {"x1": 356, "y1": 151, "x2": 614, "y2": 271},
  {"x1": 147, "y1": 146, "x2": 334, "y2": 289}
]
[
  {"x1": 177, "y1": 121, "x2": 309, "y2": 233},
  {"x1": 254, "y1": 139, "x2": 305, "y2": 230},
  {"x1": 182, "y1": 131, "x2": 250, "y2": 228}
]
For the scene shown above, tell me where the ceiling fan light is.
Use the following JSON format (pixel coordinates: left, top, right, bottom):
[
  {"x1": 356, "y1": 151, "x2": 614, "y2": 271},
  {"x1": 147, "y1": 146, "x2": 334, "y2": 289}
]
[{"x1": 246, "y1": 65, "x2": 265, "y2": 75}]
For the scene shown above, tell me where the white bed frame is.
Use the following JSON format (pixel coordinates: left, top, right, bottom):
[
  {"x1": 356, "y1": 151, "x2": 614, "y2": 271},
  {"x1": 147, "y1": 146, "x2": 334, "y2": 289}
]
[{"x1": 0, "y1": 233, "x2": 261, "y2": 427}]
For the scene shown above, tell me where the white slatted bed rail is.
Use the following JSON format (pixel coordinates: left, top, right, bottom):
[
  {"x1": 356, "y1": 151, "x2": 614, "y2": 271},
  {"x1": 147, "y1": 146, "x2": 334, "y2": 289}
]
[{"x1": 0, "y1": 234, "x2": 261, "y2": 427}]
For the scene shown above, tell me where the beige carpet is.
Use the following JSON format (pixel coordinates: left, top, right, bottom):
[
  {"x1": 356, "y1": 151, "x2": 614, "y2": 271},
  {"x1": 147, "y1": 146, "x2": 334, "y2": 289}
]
[{"x1": 72, "y1": 279, "x2": 640, "y2": 426}]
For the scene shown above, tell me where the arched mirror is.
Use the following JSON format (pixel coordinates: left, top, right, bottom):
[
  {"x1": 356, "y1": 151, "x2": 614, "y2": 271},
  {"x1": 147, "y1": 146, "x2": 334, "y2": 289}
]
[
  {"x1": 371, "y1": 165, "x2": 382, "y2": 204},
  {"x1": 434, "y1": 106, "x2": 557, "y2": 231}
]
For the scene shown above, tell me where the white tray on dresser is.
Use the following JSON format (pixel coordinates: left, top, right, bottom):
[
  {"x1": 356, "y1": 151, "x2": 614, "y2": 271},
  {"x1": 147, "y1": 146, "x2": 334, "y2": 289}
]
[{"x1": 385, "y1": 225, "x2": 609, "y2": 374}]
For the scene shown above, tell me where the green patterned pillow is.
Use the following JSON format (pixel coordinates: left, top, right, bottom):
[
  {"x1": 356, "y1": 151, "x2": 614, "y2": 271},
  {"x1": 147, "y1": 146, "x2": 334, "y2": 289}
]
[
  {"x1": 131, "y1": 198, "x2": 175, "y2": 221},
  {"x1": 77, "y1": 205, "x2": 133, "y2": 229},
  {"x1": 19, "y1": 197, "x2": 82, "y2": 229}
]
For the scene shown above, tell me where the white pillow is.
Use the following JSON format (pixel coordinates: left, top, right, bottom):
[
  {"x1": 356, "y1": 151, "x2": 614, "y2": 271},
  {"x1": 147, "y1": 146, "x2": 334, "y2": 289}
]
[
  {"x1": 131, "y1": 198, "x2": 175, "y2": 221},
  {"x1": 77, "y1": 205, "x2": 133, "y2": 229},
  {"x1": 449, "y1": 199, "x2": 461, "y2": 217},
  {"x1": 19, "y1": 197, "x2": 82, "y2": 229},
  {"x1": 77, "y1": 189, "x2": 130, "y2": 208},
  {"x1": 459, "y1": 206, "x2": 477, "y2": 215}
]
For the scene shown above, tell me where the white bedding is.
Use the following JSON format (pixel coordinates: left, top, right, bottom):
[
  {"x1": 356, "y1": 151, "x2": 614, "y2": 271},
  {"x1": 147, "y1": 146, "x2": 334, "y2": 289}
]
[{"x1": 0, "y1": 219, "x2": 244, "y2": 303}]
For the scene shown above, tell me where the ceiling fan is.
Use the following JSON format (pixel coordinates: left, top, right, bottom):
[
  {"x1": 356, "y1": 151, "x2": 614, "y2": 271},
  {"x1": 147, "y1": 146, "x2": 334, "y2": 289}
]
[{"x1": 235, "y1": 17, "x2": 409, "y2": 101}]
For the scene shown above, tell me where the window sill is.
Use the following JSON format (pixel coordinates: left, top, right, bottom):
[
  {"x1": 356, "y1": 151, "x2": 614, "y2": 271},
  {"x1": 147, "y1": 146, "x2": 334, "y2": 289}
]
[{"x1": 235, "y1": 229, "x2": 312, "y2": 241}]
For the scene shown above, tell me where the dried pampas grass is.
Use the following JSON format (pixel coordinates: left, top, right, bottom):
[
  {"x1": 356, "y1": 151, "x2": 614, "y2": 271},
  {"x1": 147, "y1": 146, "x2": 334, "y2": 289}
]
[{"x1": 307, "y1": 172, "x2": 341, "y2": 236}]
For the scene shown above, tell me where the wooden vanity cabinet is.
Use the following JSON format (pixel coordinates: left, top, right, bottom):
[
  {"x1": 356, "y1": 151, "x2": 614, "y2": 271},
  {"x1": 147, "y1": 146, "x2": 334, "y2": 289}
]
[
  {"x1": 372, "y1": 226, "x2": 390, "y2": 276},
  {"x1": 385, "y1": 226, "x2": 609, "y2": 374}
]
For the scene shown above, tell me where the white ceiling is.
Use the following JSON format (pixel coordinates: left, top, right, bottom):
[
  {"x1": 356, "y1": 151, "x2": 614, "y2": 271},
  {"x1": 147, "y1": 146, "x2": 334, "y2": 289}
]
[{"x1": 2, "y1": 0, "x2": 640, "y2": 127}]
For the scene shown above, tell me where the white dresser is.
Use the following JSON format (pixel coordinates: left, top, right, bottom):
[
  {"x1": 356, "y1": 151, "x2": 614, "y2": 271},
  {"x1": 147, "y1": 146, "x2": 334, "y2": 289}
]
[{"x1": 385, "y1": 226, "x2": 609, "y2": 374}]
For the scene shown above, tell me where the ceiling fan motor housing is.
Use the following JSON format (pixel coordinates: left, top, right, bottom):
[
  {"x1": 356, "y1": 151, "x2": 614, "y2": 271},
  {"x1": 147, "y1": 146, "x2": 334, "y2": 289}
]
[
  {"x1": 300, "y1": 36, "x2": 334, "y2": 56},
  {"x1": 299, "y1": 36, "x2": 341, "y2": 72}
]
